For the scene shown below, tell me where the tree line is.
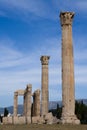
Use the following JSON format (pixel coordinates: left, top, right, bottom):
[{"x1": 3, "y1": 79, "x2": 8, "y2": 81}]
[
  {"x1": 0, "y1": 101, "x2": 87, "y2": 124},
  {"x1": 49, "y1": 100, "x2": 87, "y2": 124},
  {"x1": 0, "y1": 108, "x2": 9, "y2": 123}
]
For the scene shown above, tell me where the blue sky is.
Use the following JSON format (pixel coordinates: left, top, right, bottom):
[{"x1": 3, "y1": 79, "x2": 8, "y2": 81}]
[{"x1": 0, "y1": 0, "x2": 87, "y2": 107}]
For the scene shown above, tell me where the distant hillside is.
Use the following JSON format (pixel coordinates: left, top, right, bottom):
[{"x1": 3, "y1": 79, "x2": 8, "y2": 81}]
[
  {"x1": 0, "y1": 99, "x2": 87, "y2": 115},
  {"x1": 49, "y1": 99, "x2": 87, "y2": 110},
  {"x1": 77, "y1": 99, "x2": 87, "y2": 105},
  {"x1": 0, "y1": 105, "x2": 23, "y2": 115},
  {"x1": 49, "y1": 101, "x2": 62, "y2": 110},
  {"x1": 0, "y1": 101, "x2": 61, "y2": 115}
]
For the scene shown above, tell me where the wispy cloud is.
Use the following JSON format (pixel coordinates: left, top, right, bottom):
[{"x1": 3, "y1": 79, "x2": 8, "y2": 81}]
[
  {"x1": 52, "y1": 0, "x2": 87, "y2": 15},
  {"x1": 76, "y1": 1, "x2": 87, "y2": 11},
  {"x1": 0, "y1": 36, "x2": 87, "y2": 84},
  {"x1": 75, "y1": 49, "x2": 87, "y2": 63},
  {"x1": 0, "y1": 0, "x2": 87, "y2": 21},
  {"x1": 75, "y1": 65, "x2": 87, "y2": 85},
  {"x1": 0, "y1": 33, "x2": 87, "y2": 106},
  {"x1": 73, "y1": 36, "x2": 87, "y2": 63},
  {"x1": 0, "y1": 36, "x2": 61, "y2": 104},
  {"x1": 0, "y1": 0, "x2": 87, "y2": 107},
  {"x1": 0, "y1": 0, "x2": 56, "y2": 20}
]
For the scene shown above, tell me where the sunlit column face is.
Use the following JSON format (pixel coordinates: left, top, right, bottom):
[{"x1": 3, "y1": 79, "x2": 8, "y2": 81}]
[{"x1": 40, "y1": 56, "x2": 50, "y2": 116}]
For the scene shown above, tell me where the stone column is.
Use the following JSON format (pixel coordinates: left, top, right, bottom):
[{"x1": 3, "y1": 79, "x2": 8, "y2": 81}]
[
  {"x1": 13, "y1": 92, "x2": 18, "y2": 116},
  {"x1": 33, "y1": 89, "x2": 40, "y2": 116},
  {"x1": 26, "y1": 84, "x2": 32, "y2": 123},
  {"x1": 60, "y1": 12, "x2": 80, "y2": 124},
  {"x1": 40, "y1": 56, "x2": 50, "y2": 116},
  {"x1": 23, "y1": 91, "x2": 27, "y2": 116}
]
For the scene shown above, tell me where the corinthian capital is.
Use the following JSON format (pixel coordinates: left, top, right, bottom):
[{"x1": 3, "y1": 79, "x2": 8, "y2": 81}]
[
  {"x1": 60, "y1": 12, "x2": 74, "y2": 26},
  {"x1": 40, "y1": 56, "x2": 50, "y2": 65}
]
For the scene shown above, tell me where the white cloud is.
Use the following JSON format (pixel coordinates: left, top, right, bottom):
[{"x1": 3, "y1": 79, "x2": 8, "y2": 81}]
[
  {"x1": 52, "y1": 0, "x2": 87, "y2": 15},
  {"x1": 0, "y1": 0, "x2": 87, "y2": 107},
  {"x1": 0, "y1": 0, "x2": 56, "y2": 20},
  {"x1": 0, "y1": 37, "x2": 61, "y2": 105},
  {"x1": 0, "y1": 0, "x2": 87, "y2": 21},
  {"x1": 75, "y1": 65, "x2": 87, "y2": 85},
  {"x1": 0, "y1": 35, "x2": 87, "y2": 106},
  {"x1": 0, "y1": 36, "x2": 86, "y2": 83},
  {"x1": 74, "y1": 49, "x2": 87, "y2": 63}
]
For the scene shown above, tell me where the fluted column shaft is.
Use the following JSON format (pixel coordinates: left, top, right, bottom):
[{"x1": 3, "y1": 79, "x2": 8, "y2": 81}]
[
  {"x1": 60, "y1": 12, "x2": 75, "y2": 117},
  {"x1": 26, "y1": 84, "x2": 32, "y2": 117},
  {"x1": 33, "y1": 89, "x2": 40, "y2": 116},
  {"x1": 13, "y1": 92, "x2": 18, "y2": 116},
  {"x1": 40, "y1": 56, "x2": 50, "y2": 116},
  {"x1": 60, "y1": 12, "x2": 80, "y2": 124}
]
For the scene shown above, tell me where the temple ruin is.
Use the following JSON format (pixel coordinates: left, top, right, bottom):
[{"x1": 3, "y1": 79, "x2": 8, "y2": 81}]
[
  {"x1": 2, "y1": 11, "x2": 80, "y2": 125},
  {"x1": 3, "y1": 84, "x2": 41, "y2": 124},
  {"x1": 3, "y1": 56, "x2": 57, "y2": 124}
]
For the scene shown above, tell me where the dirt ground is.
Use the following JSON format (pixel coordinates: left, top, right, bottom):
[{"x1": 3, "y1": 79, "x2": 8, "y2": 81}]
[{"x1": 0, "y1": 124, "x2": 87, "y2": 130}]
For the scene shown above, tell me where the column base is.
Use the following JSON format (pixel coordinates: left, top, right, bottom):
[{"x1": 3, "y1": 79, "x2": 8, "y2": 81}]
[{"x1": 61, "y1": 115, "x2": 80, "y2": 124}]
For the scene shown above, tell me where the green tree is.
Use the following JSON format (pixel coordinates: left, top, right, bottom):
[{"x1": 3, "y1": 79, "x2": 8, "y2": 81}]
[
  {"x1": 4, "y1": 108, "x2": 9, "y2": 117},
  {"x1": 49, "y1": 100, "x2": 87, "y2": 124},
  {"x1": 56, "y1": 104, "x2": 62, "y2": 119},
  {"x1": 49, "y1": 103, "x2": 62, "y2": 119},
  {"x1": 75, "y1": 100, "x2": 87, "y2": 124},
  {"x1": 0, "y1": 114, "x2": 2, "y2": 123}
]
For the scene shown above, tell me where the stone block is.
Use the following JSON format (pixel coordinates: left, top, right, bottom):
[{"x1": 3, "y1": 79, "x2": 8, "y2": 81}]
[
  {"x1": 53, "y1": 116, "x2": 60, "y2": 124},
  {"x1": 32, "y1": 116, "x2": 39, "y2": 124},
  {"x1": 3, "y1": 117, "x2": 8, "y2": 124},
  {"x1": 19, "y1": 116, "x2": 26, "y2": 124},
  {"x1": 26, "y1": 116, "x2": 31, "y2": 124},
  {"x1": 44, "y1": 112, "x2": 59, "y2": 124},
  {"x1": 3, "y1": 117, "x2": 13, "y2": 124},
  {"x1": 61, "y1": 115, "x2": 80, "y2": 124},
  {"x1": 13, "y1": 116, "x2": 26, "y2": 124},
  {"x1": 32, "y1": 116, "x2": 44, "y2": 124},
  {"x1": 7, "y1": 117, "x2": 13, "y2": 124},
  {"x1": 39, "y1": 116, "x2": 45, "y2": 124},
  {"x1": 44, "y1": 113, "x2": 53, "y2": 124},
  {"x1": 13, "y1": 116, "x2": 19, "y2": 124}
]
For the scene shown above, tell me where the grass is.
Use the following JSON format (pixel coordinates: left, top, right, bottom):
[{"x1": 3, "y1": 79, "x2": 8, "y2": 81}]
[{"x1": 0, "y1": 124, "x2": 87, "y2": 130}]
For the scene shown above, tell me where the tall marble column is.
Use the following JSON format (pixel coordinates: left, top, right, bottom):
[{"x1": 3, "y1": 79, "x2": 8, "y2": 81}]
[
  {"x1": 33, "y1": 89, "x2": 40, "y2": 116},
  {"x1": 13, "y1": 92, "x2": 18, "y2": 116},
  {"x1": 40, "y1": 56, "x2": 50, "y2": 116},
  {"x1": 60, "y1": 12, "x2": 80, "y2": 124}
]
